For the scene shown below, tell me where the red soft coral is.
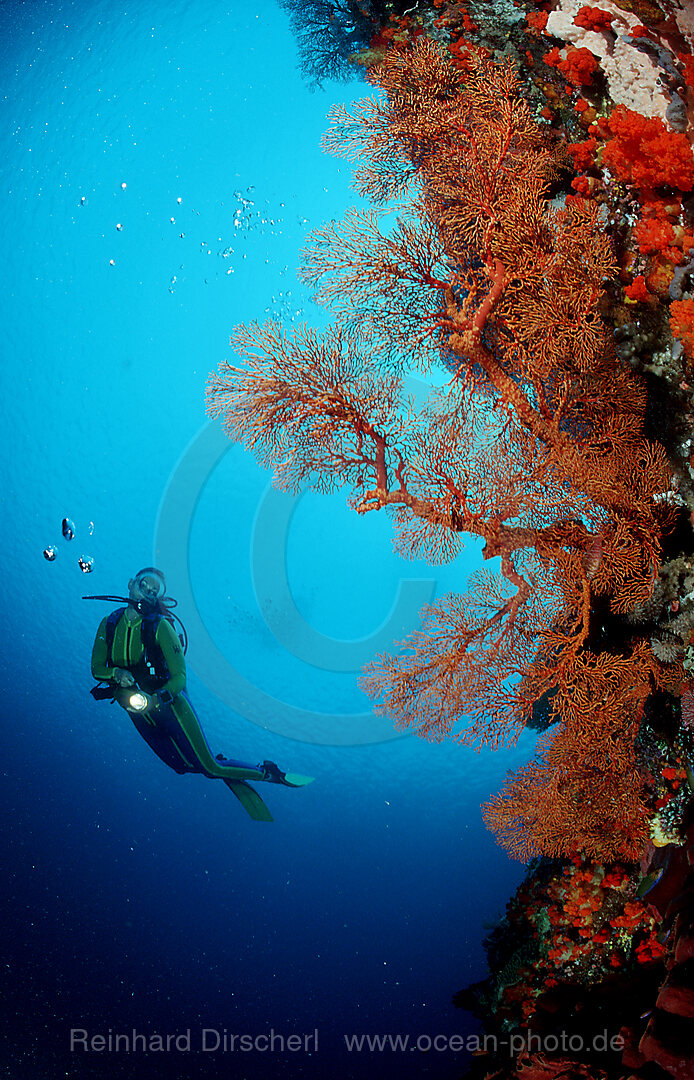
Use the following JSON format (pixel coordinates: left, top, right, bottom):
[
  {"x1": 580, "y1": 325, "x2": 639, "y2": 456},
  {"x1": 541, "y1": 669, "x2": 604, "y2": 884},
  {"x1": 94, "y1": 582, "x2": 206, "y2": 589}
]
[
  {"x1": 567, "y1": 137, "x2": 598, "y2": 170},
  {"x1": 624, "y1": 276, "x2": 651, "y2": 302},
  {"x1": 680, "y1": 52, "x2": 694, "y2": 92},
  {"x1": 527, "y1": 9, "x2": 549, "y2": 32},
  {"x1": 600, "y1": 106, "x2": 694, "y2": 192},
  {"x1": 633, "y1": 214, "x2": 675, "y2": 256},
  {"x1": 670, "y1": 298, "x2": 694, "y2": 358},
  {"x1": 628, "y1": 25, "x2": 657, "y2": 40},
  {"x1": 545, "y1": 45, "x2": 599, "y2": 85},
  {"x1": 574, "y1": 6, "x2": 614, "y2": 31}
]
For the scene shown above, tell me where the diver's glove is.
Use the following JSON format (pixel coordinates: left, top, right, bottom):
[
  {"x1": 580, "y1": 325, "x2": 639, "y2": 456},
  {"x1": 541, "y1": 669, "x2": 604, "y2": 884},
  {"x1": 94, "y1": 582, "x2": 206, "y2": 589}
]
[{"x1": 112, "y1": 668, "x2": 135, "y2": 687}]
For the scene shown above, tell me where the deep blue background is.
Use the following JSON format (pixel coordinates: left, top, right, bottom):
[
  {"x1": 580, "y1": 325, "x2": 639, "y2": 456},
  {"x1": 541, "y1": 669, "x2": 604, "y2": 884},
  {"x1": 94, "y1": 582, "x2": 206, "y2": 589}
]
[{"x1": 0, "y1": 2, "x2": 536, "y2": 1076}]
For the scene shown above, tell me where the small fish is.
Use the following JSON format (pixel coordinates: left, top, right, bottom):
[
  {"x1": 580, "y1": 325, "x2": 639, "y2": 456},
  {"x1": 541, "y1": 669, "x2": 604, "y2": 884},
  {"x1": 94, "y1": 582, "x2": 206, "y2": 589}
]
[{"x1": 636, "y1": 867, "x2": 664, "y2": 897}]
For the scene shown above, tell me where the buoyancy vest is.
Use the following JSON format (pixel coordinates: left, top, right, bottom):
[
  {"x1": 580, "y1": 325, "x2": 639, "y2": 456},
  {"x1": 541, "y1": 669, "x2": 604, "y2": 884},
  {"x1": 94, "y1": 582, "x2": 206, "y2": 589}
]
[{"x1": 104, "y1": 608, "x2": 172, "y2": 693}]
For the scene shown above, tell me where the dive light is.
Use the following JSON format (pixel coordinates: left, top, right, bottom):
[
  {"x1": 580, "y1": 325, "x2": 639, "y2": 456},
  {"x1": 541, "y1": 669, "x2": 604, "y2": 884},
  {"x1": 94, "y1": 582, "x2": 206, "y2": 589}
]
[{"x1": 127, "y1": 691, "x2": 149, "y2": 712}]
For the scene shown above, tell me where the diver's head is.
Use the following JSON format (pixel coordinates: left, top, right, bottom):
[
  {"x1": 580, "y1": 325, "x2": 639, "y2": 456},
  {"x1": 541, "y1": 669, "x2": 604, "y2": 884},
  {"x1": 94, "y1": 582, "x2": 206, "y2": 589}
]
[{"x1": 128, "y1": 567, "x2": 166, "y2": 612}]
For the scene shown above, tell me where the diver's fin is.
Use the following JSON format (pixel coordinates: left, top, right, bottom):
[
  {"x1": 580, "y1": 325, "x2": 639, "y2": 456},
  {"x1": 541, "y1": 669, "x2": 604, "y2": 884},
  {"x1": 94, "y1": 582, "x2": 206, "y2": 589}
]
[
  {"x1": 223, "y1": 778, "x2": 273, "y2": 822},
  {"x1": 282, "y1": 773, "x2": 315, "y2": 788},
  {"x1": 259, "y1": 760, "x2": 315, "y2": 787}
]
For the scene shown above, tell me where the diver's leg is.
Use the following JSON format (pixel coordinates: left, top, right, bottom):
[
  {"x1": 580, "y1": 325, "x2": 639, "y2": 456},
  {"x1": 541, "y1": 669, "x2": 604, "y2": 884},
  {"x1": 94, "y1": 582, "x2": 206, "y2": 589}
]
[
  {"x1": 165, "y1": 694, "x2": 265, "y2": 781},
  {"x1": 215, "y1": 753, "x2": 266, "y2": 770},
  {"x1": 128, "y1": 710, "x2": 195, "y2": 774}
]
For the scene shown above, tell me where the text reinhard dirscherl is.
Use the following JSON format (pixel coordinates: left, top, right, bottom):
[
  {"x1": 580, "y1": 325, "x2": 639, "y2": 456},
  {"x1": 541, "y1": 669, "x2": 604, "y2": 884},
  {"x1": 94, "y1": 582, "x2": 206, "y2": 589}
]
[
  {"x1": 69, "y1": 1029, "x2": 624, "y2": 1055},
  {"x1": 70, "y1": 1029, "x2": 319, "y2": 1054}
]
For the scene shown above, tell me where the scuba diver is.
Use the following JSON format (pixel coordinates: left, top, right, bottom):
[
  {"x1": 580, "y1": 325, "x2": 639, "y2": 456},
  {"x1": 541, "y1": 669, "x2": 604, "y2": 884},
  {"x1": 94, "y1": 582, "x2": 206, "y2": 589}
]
[{"x1": 87, "y1": 567, "x2": 313, "y2": 821}]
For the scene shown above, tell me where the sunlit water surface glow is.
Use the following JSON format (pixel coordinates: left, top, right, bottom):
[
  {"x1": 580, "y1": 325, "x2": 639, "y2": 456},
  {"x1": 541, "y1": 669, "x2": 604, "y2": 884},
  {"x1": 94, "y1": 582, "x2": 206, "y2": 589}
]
[{"x1": 0, "y1": 2, "x2": 534, "y2": 1076}]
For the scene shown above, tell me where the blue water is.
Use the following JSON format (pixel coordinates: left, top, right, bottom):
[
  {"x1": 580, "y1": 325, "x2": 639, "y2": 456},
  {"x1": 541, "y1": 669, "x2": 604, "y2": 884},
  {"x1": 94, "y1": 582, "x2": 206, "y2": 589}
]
[{"x1": 0, "y1": 3, "x2": 535, "y2": 1076}]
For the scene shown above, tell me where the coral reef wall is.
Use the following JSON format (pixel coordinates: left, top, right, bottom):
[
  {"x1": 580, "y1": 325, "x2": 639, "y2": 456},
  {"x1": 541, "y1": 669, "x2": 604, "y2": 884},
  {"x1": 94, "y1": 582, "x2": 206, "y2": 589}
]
[{"x1": 213, "y1": 1, "x2": 694, "y2": 1076}]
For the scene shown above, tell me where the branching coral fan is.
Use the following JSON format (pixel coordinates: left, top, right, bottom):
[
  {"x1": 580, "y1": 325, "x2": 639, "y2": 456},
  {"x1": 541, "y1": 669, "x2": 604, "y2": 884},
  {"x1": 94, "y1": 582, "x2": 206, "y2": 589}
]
[{"x1": 207, "y1": 39, "x2": 680, "y2": 864}]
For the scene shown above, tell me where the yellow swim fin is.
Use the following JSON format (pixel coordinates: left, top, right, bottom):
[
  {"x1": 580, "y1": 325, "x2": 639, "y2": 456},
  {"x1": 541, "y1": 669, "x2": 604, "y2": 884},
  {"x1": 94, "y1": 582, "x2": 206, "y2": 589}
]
[
  {"x1": 223, "y1": 778, "x2": 273, "y2": 821},
  {"x1": 282, "y1": 773, "x2": 315, "y2": 788}
]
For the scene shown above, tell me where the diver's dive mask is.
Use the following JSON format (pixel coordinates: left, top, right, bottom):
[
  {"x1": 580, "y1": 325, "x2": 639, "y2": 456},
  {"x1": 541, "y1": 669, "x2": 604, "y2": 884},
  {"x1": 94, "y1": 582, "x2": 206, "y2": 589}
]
[{"x1": 131, "y1": 566, "x2": 166, "y2": 611}]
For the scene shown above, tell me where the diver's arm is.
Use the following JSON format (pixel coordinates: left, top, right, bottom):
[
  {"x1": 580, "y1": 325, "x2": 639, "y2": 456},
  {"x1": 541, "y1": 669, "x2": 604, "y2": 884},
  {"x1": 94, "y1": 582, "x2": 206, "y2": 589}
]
[
  {"x1": 91, "y1": 616, "x2": 116, "y2": 681},
  {"x1": 156, "y1": 619, "x2": 186, "y2": 697}
]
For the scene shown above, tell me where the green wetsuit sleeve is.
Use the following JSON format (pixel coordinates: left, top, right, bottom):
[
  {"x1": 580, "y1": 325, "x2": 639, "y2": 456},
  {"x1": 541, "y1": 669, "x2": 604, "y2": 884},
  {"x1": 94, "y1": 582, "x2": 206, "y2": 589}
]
[
  {"x1": 91, "y1": 616, "x2": 115, "y2": 681},
  {"x1": 156, "y1": 619, "x2": 186, "y2": 697}
]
